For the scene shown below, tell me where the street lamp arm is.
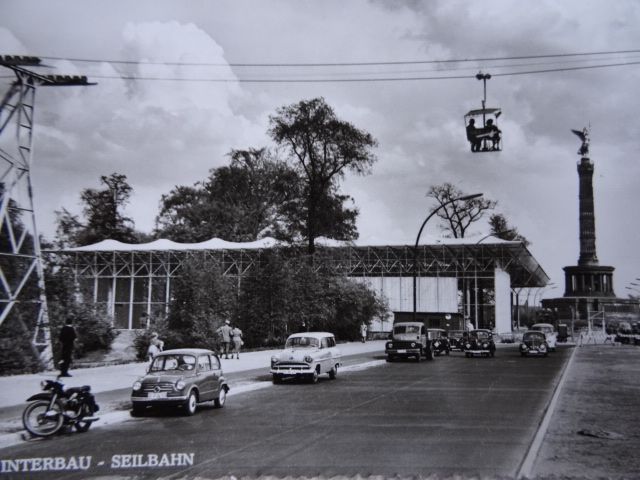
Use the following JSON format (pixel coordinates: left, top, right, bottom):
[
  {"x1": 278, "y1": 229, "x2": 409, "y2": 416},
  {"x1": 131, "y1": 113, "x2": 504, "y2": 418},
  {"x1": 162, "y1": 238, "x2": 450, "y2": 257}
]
[{"x1": 412, "y1": 193, "x2": 483, "y2": 321}]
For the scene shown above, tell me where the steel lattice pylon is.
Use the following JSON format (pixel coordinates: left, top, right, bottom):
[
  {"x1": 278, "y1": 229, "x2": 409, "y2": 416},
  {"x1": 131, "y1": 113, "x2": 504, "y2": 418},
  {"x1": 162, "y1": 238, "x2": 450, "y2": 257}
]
[{"x1": 0, "y1": 56, "x2": 94, "y2": 369}]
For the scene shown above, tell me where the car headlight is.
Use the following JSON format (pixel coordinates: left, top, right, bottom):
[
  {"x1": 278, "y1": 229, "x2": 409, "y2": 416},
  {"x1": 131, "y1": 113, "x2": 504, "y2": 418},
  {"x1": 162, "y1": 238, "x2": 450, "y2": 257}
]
[
  {"x1": 304, "y1": 355, "x2": 313, "y2": 363},
  {"x1": 482, "y1": 342, "x2": 488, "y2": 348},
  {"x1": 410, "y1": 342, "x2": 416, "y2": 348},
  {"x1": 520, "y1": 344, "x2": 528, "y2": 351},
  {"x1": 465, "y1": 343, "x2": 471, "y2": 349},
  {"x1": 540, "y1": 344, "x2": 547, "y2": 351},
  {"x1": 386, "y1": 342, "x2": 392, "y2": 349},
  {"x1": 271, "y1": 355, "x2": 279, "y2": 366},
  {"x1": 175, "y1": 380, "x2": 186, "y2": 391},
  {"x1": 132, "y1": 381, "x2": 142, "y2": 391},
  {"x1": 434, "y1": 341, "x2": 440, "y2": 347}
]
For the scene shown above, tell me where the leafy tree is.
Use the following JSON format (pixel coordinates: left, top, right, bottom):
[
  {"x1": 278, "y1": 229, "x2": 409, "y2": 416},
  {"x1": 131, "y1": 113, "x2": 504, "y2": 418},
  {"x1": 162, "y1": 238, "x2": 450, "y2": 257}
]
[
  {"x1": 269, "y1": 97, "x2": 377, "y2": 253},
  {"x1": 155, "y1": 149, "x2": 300, "y2": 242},
  {"x1": 164, "y1": 256, "x2": 236, "y2": 349},
  {"x1": 427, "y1": 183, "x2": 497, "y2": 238},
  {"x1": 54, "y1": 173, "x2": 139, "y2": 247},
  {"x1": 45, "y1": 257, "x2": 117, "y2": 358},
  {"x1": 488, "y1": 213, "x2": 530, "y2": 246}
]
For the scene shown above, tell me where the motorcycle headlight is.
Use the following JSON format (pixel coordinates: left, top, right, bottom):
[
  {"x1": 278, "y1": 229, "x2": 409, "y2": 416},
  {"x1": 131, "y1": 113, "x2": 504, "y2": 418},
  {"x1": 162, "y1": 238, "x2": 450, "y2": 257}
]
[
  {"x1": 175, "y1": 380, "x2": 186, "y2": 391},
  {"x1": 132, "y1": 381, "x2": 142, "y2": 391},
  {"x1": 304, "y1": 355, "x2": 313, "y2": 363}
]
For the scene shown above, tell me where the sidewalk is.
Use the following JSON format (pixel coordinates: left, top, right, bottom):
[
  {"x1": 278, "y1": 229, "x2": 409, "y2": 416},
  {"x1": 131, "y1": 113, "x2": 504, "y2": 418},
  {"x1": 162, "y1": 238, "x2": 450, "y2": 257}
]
[{"x1": 0, "y1": 340, "x2": 387, "y2": 410}]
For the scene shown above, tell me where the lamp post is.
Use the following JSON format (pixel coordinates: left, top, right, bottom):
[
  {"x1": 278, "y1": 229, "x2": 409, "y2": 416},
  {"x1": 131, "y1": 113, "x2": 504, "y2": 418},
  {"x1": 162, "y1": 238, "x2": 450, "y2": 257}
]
[{"x1": 412, "y1": 193, "x2": 484, "y2": 322}]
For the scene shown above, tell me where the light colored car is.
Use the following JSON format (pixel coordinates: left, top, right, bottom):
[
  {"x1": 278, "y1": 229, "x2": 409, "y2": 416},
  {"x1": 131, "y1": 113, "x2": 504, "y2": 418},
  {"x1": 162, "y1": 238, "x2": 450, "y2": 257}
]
[
  {"x1": 131, "y1": 348, "x2": 229, "y2": 416},
  {"x1": 270, "y1": 332, "x2": 341, "y2": 384},
  {"x1": 530, "y1": 323, "x2": 557, "y2": 351}
]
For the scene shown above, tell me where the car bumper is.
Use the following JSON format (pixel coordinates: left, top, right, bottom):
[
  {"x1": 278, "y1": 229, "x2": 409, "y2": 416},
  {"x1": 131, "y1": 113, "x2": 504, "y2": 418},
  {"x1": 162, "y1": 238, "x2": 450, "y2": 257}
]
[
  {"x1": 271, "y1": 365, "x2": 315, "y2": 376},
  {"x1": 521, "y1": 348, "x2": 547, "y2": 356},
  {"x1": 386, "y1": 348, "x2": 421, "y2": 356},
  {"x1": 131, "y1": 393, "x2": 189, "y2": 407}
]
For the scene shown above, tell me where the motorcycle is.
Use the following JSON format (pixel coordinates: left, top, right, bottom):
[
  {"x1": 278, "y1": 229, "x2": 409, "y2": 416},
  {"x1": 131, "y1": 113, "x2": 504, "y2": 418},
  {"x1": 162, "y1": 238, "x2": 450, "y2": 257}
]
[{"x1": 22, "y1": 378, "x2": 100, "y2": 437}]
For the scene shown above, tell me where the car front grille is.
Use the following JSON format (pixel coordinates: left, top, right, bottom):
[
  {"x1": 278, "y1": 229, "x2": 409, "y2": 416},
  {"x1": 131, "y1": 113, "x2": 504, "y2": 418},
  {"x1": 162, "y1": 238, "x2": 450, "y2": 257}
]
[
  {"x1": 273, "y1": 362, "x2": 309, "y2": 370},
  {"x1": 142, "y1": 382, "x2": 175, "y2": 393}
]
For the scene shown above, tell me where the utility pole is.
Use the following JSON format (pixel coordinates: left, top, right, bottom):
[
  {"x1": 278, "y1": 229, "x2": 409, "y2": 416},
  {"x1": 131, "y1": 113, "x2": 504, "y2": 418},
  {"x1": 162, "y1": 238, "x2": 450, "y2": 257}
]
[{"x1": 0, "y1": 55, "x2": 95, "y2": 369}]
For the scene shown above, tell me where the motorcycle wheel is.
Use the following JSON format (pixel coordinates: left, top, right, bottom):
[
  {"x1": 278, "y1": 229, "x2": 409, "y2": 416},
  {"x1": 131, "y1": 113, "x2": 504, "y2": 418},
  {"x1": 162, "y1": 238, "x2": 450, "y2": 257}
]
[{"x1": 23, "y1": 400, "x2": 64, "y2": 437}]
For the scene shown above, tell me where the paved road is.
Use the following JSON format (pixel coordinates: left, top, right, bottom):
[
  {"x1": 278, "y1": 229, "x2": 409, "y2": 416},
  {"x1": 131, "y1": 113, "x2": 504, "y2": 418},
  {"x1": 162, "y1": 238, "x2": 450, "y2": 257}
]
[{"x1": 0, "y1": 346, "x2": 571, "y2": 479}]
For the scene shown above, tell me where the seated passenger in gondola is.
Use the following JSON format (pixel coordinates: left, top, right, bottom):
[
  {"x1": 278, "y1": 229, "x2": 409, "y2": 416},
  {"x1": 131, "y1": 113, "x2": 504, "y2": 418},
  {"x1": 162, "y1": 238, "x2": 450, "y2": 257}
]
[
  {"x1": 466, "y1": 118, "x2": 482, "y2": 152},
  {"x1": 485, "y1": 118, "x2": 501, "y2": 150}
]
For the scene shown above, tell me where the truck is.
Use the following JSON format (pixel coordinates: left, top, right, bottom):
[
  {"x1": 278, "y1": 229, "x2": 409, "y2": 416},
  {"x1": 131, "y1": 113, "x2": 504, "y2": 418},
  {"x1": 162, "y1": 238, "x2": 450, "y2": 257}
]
[{"x1": 385, "y1": 321, "x2": 434, "y2": 362}]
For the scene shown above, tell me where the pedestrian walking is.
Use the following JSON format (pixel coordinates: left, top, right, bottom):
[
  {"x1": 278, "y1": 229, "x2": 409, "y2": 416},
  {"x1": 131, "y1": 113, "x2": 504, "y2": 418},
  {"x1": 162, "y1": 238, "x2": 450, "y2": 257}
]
[
  {"x1": 58, "y1": 318, "x2": 76, "y2": 377},
  {"x1": 231, "y1": 325, "x2": 243, "y2": 359},
  {"x1": 360, "y1": 322, "x2": 368, "y2": 343},
  {"x1": 147, "y1": 332, "x2": 164, "y2": 363},
  {"x1": 216, "y1": 320, "x2": 233, "y2": 359}
]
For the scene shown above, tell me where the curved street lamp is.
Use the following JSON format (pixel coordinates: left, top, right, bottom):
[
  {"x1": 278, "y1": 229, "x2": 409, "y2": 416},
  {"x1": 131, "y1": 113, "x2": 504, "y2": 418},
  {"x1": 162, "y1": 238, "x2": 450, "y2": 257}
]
[{"x1": 412, "y1": 193, "x2": 484, "y2": 322}]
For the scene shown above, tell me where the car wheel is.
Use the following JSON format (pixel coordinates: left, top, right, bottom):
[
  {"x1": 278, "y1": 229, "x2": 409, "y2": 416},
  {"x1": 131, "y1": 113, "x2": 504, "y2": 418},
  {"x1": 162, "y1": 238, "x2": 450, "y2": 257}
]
[
  {"x1": 272, "y1": 374, "x2": 282, "y2": 384},
  {"x1": 214, "y1": 387, "x2": 227, "y2": 408},
  {"x1": 183, "y1": 390, "x2": 197, "y2": 416},
  {"x1": 415, "y1": 351, "x2": 422, "y2": 362},
  {"x1": 130, "y1": 405, "x2": 145, "y2": 417},
  {"x1": 329, "y1": 365, "x2": 338, "y2": 379},
  {"x1": 309, "y1": 369, "x2": 319, "y2": 384}
]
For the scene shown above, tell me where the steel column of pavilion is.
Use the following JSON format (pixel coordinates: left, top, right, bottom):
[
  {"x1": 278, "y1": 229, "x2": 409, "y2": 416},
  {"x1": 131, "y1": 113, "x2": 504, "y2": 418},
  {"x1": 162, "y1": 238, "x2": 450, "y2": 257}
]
[
  {"x1": 52, "y1": 241, "x2": 549, "y2": 330},
  {"x1": 0, "y1": 55, "x2": 94, "y2": 367}
]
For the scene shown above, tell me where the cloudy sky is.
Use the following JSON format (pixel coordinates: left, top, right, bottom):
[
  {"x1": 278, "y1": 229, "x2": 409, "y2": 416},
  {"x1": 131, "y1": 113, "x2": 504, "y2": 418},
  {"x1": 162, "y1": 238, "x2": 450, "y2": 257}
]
[{"x1": 2, "y1": 0, "x2": 639, "y2": 301}]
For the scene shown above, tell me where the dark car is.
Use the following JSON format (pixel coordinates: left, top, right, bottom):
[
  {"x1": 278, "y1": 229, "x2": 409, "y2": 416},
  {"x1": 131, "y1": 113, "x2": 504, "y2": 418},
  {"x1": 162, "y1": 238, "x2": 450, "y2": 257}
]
[
  {"x1": 463, "y1": 329, "x2": 496, "y2": 358},
  {"x1": 448, "y1": 330, "x2": 466, "y2": 352},
  {"x1": 131, "y1": 348, "x2": 229, "y2": 416},
  {"x1": 519, "y1": 331, "x2": 549, "y2": 357},
  {"x1": 428, "y1": 329, "x2": 450, "y2": 356}
]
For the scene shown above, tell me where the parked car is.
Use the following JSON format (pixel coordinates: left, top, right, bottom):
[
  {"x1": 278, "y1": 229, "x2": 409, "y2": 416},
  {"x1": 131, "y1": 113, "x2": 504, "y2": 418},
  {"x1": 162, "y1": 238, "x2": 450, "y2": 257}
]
[
  {"x1": 530, "y1": 323, "x2": 557, "y2": 351},
  {"x1": 131, "y1": 348, "x2": 229, "y2": 416},
  {"x1": 498, "y1": 332, "x2": 515, "y2": 344},
  {"x1": 270, "y1": 332, "x2": 341, "y2": 384},
  {"x1": 519, "y1": 331, "x2": 549, "y2": 357},
  {"x1": 428, "y1": 328, "x2": 450, "y2": 356},
  {"x1": 448, "y1": 330, "x2": 466, "y2": 352},
  {"x1": 385, "y1": 321, "x2": 433, "y2": 362},
  {"x1": 463, "y1": 329, "x2": 496, "y2": 357}
]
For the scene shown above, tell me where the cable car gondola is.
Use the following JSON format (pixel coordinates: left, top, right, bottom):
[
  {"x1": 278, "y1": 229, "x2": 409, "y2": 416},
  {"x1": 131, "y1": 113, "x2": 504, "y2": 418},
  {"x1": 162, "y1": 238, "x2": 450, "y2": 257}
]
[{"x1": 464, "y1": 72, "x2": 502, "y2": 152}]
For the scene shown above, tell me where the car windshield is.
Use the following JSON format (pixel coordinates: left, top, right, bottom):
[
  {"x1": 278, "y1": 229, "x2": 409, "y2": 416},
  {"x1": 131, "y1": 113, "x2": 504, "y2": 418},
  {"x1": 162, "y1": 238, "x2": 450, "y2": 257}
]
[
  {"x1": 472, "y1": 331, "x2": 491, "y2": 340},
  {"x1": 149, "y1": 354, "x2": 196, "y2": 372},
  {"x1": 285, "y1": 336, "x2": 320, "y2": 349},
  {"x1": 524, "y1": 332, "x2": 545, "y2": 341},
  {"x1": 394, "y1": 325, "x2": 420, "y2": 335},
  {"x1": 532, "y1": 325, "x2": 553, "y2": 334}
]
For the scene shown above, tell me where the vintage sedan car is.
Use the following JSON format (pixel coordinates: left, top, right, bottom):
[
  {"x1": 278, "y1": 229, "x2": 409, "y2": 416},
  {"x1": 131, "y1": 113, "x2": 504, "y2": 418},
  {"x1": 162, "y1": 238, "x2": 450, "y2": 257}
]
[
  {"x1": 131, "y1": 348, "x2": 229, "y2": 416},
  {"x1": 519, "y1": 331, "x2": 549, "y2": 357},
  {"x1": 448, "y1": 330, "x2": 467, "y2": 352},
  {"x1": 270, "y1": 332, "x2": 341, "y2": 384},
  {"x1": 530, "y1": 323, "x2": 557, "y2": 351},
  {"x1": 428, "y1": 328, "x2": 450, "y2": 356},
  {"x1": 463, "y1": 329, "x2": 496, "y2": 357}
]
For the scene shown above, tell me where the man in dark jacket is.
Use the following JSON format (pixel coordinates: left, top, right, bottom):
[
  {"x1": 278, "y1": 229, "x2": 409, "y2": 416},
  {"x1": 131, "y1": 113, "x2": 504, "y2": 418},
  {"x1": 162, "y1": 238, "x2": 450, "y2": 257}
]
[{"x1": 59, "y1": 318, "x2": 77, "y2": 377}]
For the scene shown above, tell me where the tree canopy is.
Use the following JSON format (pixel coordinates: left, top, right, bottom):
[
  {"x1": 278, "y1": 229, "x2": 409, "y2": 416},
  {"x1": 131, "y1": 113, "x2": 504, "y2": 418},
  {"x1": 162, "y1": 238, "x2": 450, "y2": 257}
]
[
  {"x1": 54, "y1": 173, "x2": 139, "y2": 247},
  {"x1": 427, "y1": 183, "x2": 497, "y2": 238},
  {"x1": 155, "y1": 148, "x2": 300, "y2": 242},
  {"x1": 269, "y1": 97, "x2": 377, "y2": 253},
  {"x1": 488, "y1": 213, "x2": 530, "y2": 246}
]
